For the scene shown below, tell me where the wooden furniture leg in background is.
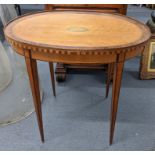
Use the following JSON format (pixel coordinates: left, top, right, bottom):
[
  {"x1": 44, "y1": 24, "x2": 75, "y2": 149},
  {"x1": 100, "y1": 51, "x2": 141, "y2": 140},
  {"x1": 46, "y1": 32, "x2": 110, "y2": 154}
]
[
  {"x1": 49, "y1": 62, "x2": 56, "y2": 96},
  {"x1": 25, "y1": 56, "x2": 44, "y2": 142},
  {"x1": 110, "y1": 59, "x2": 124, "y2": 145},
  {"x1": 55, "y1": 63, "x2": 67, "y2": 82},
  {"x1": 106, "y1": 63, "x2": 114, "y2": 98}
]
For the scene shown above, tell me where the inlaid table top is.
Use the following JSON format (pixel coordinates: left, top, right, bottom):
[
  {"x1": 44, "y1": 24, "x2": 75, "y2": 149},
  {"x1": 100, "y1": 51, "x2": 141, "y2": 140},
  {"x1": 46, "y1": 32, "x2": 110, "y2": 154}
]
[
  {"x1": 5, "y1": 11, "x2": 150, "y2": 51},
  {"x1": 4, "y1": 11, "x2": 151, "y2": 144}
]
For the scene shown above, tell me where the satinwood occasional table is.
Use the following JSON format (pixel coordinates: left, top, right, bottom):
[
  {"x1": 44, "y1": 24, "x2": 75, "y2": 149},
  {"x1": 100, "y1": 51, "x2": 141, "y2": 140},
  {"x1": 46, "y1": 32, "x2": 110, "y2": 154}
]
[{"x1": 4, "y1": 11, "x2": 151, "y2": 144}]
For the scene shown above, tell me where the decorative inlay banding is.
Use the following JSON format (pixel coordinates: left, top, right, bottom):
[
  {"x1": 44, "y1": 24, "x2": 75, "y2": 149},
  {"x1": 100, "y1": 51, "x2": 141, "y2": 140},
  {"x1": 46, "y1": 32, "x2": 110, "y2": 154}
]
[
  {"x1": 5, "y1": 37, "x2": 148, "y2": 58},
  {"x1": 67, "y1": 27, "x2": 88, "y2": 32}
]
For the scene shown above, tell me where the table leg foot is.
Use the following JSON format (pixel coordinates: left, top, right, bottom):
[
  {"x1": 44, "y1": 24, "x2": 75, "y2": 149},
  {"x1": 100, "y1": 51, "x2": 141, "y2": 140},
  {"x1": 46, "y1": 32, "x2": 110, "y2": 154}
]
[
  {"x1": 25, "y1": 57, "x2": 44, "y2": 142},
  {"x1": 49, "y1": 62, "x2": 56, "y2": 97},
  {"x1": 109, "y1": 61, "x2": 124, "y2": 145}
]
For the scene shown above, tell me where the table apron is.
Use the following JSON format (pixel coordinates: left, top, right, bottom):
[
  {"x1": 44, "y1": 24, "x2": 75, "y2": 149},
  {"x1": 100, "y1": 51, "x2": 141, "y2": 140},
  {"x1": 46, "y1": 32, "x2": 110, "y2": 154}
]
[
  {"x1": 30, "y1": 51, "x2": 117, "y2": 64},
  {"x1": 125, "y1": 48, "x2": 144, "y2": 60},
  {"x1": 12, "y1": 44, "x2": 146, "y2": 63}
]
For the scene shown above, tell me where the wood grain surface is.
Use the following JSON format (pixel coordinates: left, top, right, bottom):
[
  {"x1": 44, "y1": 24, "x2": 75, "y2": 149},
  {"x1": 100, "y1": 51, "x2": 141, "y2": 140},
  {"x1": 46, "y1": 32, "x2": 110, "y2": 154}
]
[{"x1": 5, "y1": 11, "x2": 150, "y2": 50}]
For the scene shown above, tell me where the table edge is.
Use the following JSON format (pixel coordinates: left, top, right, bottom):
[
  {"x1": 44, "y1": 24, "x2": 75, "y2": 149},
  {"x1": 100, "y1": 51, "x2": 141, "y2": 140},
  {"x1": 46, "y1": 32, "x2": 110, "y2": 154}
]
[{"x1": 4, "y1": 10, "x2": 151, "y2": 52}]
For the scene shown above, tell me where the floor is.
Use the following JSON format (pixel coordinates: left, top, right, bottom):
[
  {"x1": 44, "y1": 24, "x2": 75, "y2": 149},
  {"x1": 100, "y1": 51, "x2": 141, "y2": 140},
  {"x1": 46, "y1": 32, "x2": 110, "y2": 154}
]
[{"x1": 0, "y1": 5, "x2": 155, "y2": 151}]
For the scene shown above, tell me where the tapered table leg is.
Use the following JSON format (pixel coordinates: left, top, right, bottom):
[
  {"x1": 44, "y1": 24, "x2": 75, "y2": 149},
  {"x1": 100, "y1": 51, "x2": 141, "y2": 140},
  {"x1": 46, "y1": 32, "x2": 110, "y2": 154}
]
[
  {"x1": 49, "y1": 62, "x2": 56, "y2": 96},
  {"x1": 25, "y1": 57, "x2": 44, "y2": 142},
  {"x1": 109, "y1": 60, "x2": 124, "y2": 145},
  {"x1": 106, "y1": 63, "x2": 114, "y2": 98}
]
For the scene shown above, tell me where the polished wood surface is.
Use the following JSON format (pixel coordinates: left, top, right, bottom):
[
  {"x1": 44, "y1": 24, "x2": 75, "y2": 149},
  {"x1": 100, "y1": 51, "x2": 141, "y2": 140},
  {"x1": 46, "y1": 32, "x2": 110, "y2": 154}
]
[
  {"x1": 6, "y1": 11, "x2": 146, "y2": 50},
  {"x1": 45, "y1": 4, "x2": 127, "y2": 82},
  {"x1": 25, "y1": 51, "x2": 44, "y2": 142},
  {"x1": 110, "y1": 58, "x2": 124, "y2": 145},
  {"x1": 4, "y1": 11, "x2": 151, "y2": 144}
]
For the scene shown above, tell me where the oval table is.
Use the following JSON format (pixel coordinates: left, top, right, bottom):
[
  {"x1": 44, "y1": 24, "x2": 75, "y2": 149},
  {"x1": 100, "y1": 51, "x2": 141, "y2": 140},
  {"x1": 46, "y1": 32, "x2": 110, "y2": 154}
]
[{"x1": 4, "y1": 11, "x2": 151, "y2": 144}]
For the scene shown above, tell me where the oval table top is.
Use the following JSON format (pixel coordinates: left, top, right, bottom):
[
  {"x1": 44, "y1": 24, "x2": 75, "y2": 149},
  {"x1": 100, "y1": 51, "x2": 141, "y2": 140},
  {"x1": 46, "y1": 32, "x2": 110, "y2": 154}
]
[{"x1": 4, "y1": 11, "x2": 151, "y2": 51}]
